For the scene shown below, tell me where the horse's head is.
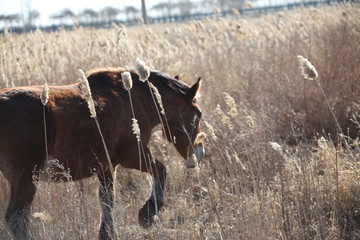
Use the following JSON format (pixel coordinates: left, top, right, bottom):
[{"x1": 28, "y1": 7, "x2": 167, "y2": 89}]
[{"x1": 162, "y1": 77, "x2": 205, "y2": 168}]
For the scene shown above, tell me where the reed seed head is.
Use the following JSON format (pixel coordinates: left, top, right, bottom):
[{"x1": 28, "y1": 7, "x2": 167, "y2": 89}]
[
  {"x1": 41, "y1": 82, "x2": 49, "y2": 105},
  {"x1": 212, "y1": 6, "x2": 220, "y2": 14},
  {"x1": 224, "y1": 92, "x2": 238, "y2": 118},
  {"x1": 131, "y1": 118, "x2": 141, "y2": 142},
  {"x1": 232, "y1": 8, "x2": 240, "y2": 16},
  {"x1": 148, "y1": 82, "x2": 165, "y2": 115},
  {"x1": 33, "y1": 212, "x2": 52, "y2": 222},
  {"x1": 246, "y1": 115, "x2": 255, "y2": 128},
  {"x1": 297, "y1": 55, "x2": 318, "y2": 80},
  {"x1": 204, "y1": 121, "x2": 217, "y2": 141},
  {"x1": 246, "y1": 1, "x2": 253, "y2": 8},
  {"x1": 121, "y1": 71, "x2": 133, "y2": 90},
  {"x1": 269, "y1": 142, "x2": 282, "y2": 153},
  {"x1": 78, "y1": 69, "x2": 96, "y2": 118},
  {"x1": 195, "y1": 132, "x2": 207, "y2": 145},
  {"x1": 135, "y1": 58, "x2": 150, "y2": 82}
]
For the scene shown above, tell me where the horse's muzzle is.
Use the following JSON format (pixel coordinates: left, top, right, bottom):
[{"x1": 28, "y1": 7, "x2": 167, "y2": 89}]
[{"x1": 185, "y1": 144, "x2": 205, "y2": 168}]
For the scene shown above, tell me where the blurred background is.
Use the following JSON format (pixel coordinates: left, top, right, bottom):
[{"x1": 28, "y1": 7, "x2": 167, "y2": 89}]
[{"x1": 0, "y1": 0, "x2": 340, "y2": 31}]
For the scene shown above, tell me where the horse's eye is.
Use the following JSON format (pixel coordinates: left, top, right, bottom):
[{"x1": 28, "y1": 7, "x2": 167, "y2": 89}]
[{"x1": 196, "y1": 109, "x2": 202, "y2": 119}]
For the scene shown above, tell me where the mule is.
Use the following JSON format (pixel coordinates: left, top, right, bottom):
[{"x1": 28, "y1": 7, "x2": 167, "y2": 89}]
[{"x1": 0, "y1": 68, "x2": 204, "y2": 240}]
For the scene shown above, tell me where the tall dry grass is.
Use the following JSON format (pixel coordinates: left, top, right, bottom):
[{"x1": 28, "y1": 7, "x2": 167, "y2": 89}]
[{"x1": 1, "y1": 3, "x2": 360, "y2": 239}]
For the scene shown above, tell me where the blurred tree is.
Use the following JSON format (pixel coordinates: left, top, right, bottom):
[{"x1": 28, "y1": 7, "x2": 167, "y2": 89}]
[
  {"x1": 151, "y1": 2, "x2": 173, "y2": 17},
  {"x1": 50, "y1": 9, "x2": 75, "y2": 24},
  {"x1": 100, "y1": 6, "x2": 121, "y2": 22},
  {"x1": 124, "y1": 6, "x2": 139, "y2": 20},
  {"x1": 22, "y1": 0, "x2": 40, "y2": 29},
  {"x1": 176, "y1": 0, "x2": 196, "y2": 15},
  {"x1": 0, "y1": 14, "x2": 21, "y2": 27},
  {"x1": 78, "y1": 9, "x2": 99, "y2": 24},
  {"x1": 201, "y1": 0, "x2": 246, "y2": 12}
]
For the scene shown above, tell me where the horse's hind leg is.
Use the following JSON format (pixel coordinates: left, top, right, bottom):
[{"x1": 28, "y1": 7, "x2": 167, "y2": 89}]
[
  {"x1": 5, "y1": 172, "x2": 36, "y2": 240},
  {"x1": 98, "y1": 171, "x2": 116, "y2": 240},
  {"x1": 138, "y1": 157, "x2": 166, "y2": 228}
]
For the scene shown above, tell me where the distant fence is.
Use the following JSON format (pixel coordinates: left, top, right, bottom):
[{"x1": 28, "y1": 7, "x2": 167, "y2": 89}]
[
  {"x1": 147, "y1": 0, "x2": 341, "y2": 24},
  {"x1": 0, "y1": 0, "x2": 351, "y2": 34}
]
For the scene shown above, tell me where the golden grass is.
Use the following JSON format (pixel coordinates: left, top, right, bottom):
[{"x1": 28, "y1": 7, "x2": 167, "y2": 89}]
[{"x1": 1, "y1": 4, "x2": 360, "y2": 239}]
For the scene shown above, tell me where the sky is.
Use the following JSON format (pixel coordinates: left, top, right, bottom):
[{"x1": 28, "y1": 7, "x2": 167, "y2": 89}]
[
  {"x1": 0, "y1": 0, "x2": 173, "y2": 26},
  {"x1": 0, "y1": 0, "x2": 288, "y2": 26}
]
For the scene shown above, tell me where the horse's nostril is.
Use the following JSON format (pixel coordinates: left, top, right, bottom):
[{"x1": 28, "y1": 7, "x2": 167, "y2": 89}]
[
  {"x1": 185, "y1": 145, "x2": 205, "y2": 168},
  {"x1": 186, "y1": 154, "x2": 198, "y2": 168},
  {"x1": 194, "y1": 145, "x2": 205, "y2": 162}
]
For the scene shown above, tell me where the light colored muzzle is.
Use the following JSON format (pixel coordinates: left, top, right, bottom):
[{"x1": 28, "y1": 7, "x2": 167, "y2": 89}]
[{"x1": 185, "y1": 144, "x2": 205, "y2": 168}]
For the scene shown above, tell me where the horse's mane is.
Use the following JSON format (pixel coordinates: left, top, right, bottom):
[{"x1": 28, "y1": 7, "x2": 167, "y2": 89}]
[
  {"x1": 149, "y1": 71, "x2": 191, "y2": 97},
  {"x1": 85, "y1": 68, "x2": 191, "y2": 99}
]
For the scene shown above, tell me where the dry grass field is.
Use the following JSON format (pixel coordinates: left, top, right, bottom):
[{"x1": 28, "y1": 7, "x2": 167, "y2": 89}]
[{"x1": 1, "y1": 3, "x2": 360, "y2": 239}]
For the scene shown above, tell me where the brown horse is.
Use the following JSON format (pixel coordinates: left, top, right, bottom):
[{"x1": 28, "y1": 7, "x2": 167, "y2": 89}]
[{"x1": 0, "y1": 68, "x2": 204, "y2": 240}]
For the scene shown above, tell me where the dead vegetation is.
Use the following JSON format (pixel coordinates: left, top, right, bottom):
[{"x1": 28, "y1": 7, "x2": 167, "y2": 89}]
[{"x1": 0, "y1": 4, "x2": 359, "y2": 240}]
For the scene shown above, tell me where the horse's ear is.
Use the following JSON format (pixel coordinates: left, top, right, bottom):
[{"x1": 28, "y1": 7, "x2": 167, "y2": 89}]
[
  {"x1": 186, "y1": 77, "x2": 201, "y2": 100},
  {"x1": 174, "y1": 75, "x2": 180, "y2": 80}
]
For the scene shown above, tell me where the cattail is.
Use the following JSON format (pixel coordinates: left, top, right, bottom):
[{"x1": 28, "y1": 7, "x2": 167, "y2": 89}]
[
  {"x1": 269, "y1": 142, "x2": 282, "y2": 153},
  {"x1": 194, "y1": 132, "x2": 207, "y2": 145},
  {"x1": 232, "y1": 8, "x2": 240, "y2": 16},
  {"x1": 41, "y1": 83, "x2": 49, "y2": 105},
  {"x1": 148, "y1": 82, "x2": 165, "y2": 115},
  {"x1": 245, "y1": 115, "x2": 255, "y2": 128},
  {"x1": 135, "y1": 16, "x2": 144, "y2": 24},
  {"x1": 233, "y1": 151, "x2": 247, "y2": 171},
  {"x1": 246, "y1": 1, "x2": 252, "y2": 8},
  {"x1": 131, "y1": 118, "x2": 141, "y2": 142},
  {"x1": 78, "y1": 69, "x2": 96, "y2": 118},
  {"x1": 297, "y1": 55, "x2": 318, "y2": 80},
  {"x1": 212, "y1": 6, "x2": 220, "y2": 14},
  {"x1": 135, "y1": 58, "x2": 150, "y2": 81},
  {"x1": 121, "y1": 71, "x2": 133, "y2": 90},
  {"x1": 33, "y1": 212, "x2": 52, "y2": 222},
  {"x1": 79, "y1": 70, "x2": 115, "y2": 178}
]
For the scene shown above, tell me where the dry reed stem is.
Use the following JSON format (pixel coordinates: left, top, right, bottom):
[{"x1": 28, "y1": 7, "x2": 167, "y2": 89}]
[
  {"x1": 0, "y1": 5, "x2": 359, "y2": 239},
  {"x1": 78, "y1": 69, "x2": 114, "y2": 179}
]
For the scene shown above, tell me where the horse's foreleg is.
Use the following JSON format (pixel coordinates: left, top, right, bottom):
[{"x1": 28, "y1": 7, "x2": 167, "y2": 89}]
[
  {"x1": 98, "y1": 171, "x2": 116, "y2": 240},
  {"x1": 5, "y1": 173, "x2": 36, "y2": 240},
  {"x1": 138, "y1": 158, "x2": 166, "y2": 228}
]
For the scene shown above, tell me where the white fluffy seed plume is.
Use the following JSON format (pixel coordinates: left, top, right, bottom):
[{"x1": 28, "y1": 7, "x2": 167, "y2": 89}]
[
  {"x1": 78, "y1": 69, "x2": 96, "y2": 118},
  {"x1": 297, "y1": 55, "x2": 318, "y2": 80},
  {"x1": 135, "y1": 58, "x2": 150, "y2": 81},
  {"x1": 121, "y1": 71, "x2": 133, "y2": 90},
  {"x1": 41, "y1": 83, "x2": 49, "y2": 105},
  {"x1": 269, "y1": 142, "x2": 282, "y2": 153}
]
